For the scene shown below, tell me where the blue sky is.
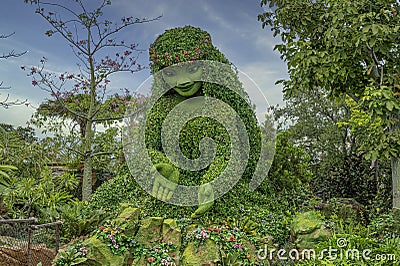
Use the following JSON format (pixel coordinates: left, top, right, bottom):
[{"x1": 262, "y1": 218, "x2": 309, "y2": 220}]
[{"x1": 0, "y1": 0, "x2": 287, "y2": 127}]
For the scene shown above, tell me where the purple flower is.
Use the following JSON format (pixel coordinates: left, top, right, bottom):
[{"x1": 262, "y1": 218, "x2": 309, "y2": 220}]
[{"x1": 233, "y1": 243, "x2": 243, "y2": 250}]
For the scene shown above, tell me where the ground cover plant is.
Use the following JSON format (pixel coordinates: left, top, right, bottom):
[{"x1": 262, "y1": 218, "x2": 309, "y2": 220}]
[{"x1": 0, "y1": 0, "x2": 399, "y2": 265}]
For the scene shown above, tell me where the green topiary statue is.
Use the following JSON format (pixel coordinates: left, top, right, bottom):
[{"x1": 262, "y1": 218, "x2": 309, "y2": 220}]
[
  {"x1": 143, "y1": 26, "x2": 261, "y2": 219},
  {"x1": 90, "y1": 26, "x2": 272, "y2": 222}
]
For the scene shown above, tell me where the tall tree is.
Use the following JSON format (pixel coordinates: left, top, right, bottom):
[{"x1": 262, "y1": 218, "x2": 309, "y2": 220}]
[
  {"x1": 273, "y1": 87, "x2": 392, "y2": 206},
  {"x1": 24, "y1": 0, "x2": 158, "y2": 200},
  {"x1": 259, "y1": 0, "x2": 400, "y2": 209}
]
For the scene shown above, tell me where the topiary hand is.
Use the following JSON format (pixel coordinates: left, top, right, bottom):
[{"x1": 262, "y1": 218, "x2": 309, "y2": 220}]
[
  {"x1": 191, "y1": 183, "x2": 214, "y2": 219},
  {"x1": 151, "y1": 163, "x2": 179, "y2": 202}
]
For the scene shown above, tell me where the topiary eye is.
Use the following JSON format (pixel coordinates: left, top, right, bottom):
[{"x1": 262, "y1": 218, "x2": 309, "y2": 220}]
[
  {"x1": 187, "y1": 65, "x2": 199, "y2": 74},
  {"x1": 164, "y1": 69, "x2": 175, "y2": 77}
]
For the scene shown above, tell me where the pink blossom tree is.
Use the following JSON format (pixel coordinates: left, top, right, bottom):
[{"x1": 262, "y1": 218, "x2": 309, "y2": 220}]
[{"x1": 23, "y1": 0, "x2": 158, "y2": 200}]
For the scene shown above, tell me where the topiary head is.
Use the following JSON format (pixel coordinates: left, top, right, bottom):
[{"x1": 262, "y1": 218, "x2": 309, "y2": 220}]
[
  {"x1": 149, "y1": 26, "x2": 230, "y2": 97},
  {"x1": 149, "y1": 26, "x2": 229, "y2": 72}
]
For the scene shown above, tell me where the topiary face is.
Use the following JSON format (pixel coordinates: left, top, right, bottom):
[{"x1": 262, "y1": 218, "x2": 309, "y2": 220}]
[{"x1": 162, "y1": 63, "x2": 203, "y2": 97}]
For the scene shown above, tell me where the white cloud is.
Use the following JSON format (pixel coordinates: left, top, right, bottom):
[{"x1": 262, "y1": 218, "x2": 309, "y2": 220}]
[
  {"x1": 239, "y1": 62, "x2": 286, "y2": 108},
  {"x1": 0, "y1": 92, "x2": 39, "y2": 127},
  {"x1": 1, "y1": 0, "x2": 289, "y2": 130}
]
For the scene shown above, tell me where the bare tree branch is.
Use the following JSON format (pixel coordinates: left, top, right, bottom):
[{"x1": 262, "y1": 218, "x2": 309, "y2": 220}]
[{"x1": 1, "y1": 32, "x2": 28, "y2": 107}]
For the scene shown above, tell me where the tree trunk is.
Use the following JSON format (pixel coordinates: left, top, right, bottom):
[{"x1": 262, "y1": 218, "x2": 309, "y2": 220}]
[
  {"x1": 81, "y1": 32, "x2": 96, "y2": 202},
  {"x1": 391, "y1": 156, "x2": 400, "y2": 210},
  {"x1": 82, "y1": 119, "x2": 93, "y2": 201}
]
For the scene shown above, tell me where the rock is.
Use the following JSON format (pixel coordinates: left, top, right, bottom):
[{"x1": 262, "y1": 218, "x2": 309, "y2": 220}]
[
  {"x1": 54, "y1": 211, "x2": 270, "y2": 266},
  {"x1": 315, "y1": 198, "x2": 366, "y2": 224},
  {"x1": 115, "y1": 206, "x2": 140, "y2": 223},
  {"x1": 114, "y1": 207, "x2": 140, "y2": 235},
  {"x1": 162, "y1": 218, "x2": 182, "y2": 246},
  {"x1": 55, "y1": 206, "x2": 139, "y2": 266},
  {"x1": 82, "y1": 236, "x2": 126, "y2": 266},
  {"x1": 135, "y1": 217, "x2": 163, "y2": 248},
  {"x1": 290, "y1": 211, "x2": 331, "y2": 250},
  {"x1": 181, "y1": 240, "x2": 220, "y2": 266},
  {"x1": 132, "y1": 219, "x2": 181, "y2": 266}
]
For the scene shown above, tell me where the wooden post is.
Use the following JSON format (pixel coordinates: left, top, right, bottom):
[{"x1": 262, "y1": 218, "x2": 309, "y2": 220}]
[
  {"x1": 27, "y1": 226, "x2": 33, "y2": 266},
  {"x1": 55, "y1": 219, "x2": 60, "y2": 253}
]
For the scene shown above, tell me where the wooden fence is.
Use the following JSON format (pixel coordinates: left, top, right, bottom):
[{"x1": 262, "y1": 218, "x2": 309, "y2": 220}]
[{"x1": 0, "y1": 218, "x2": 62, "y2": 266}]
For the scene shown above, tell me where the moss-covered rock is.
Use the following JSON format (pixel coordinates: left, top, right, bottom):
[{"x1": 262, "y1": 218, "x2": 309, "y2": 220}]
[
  {"x1": 135, "y1": 217, "x2": 164, "y2": 248},
  {"x1": 114, "y1": 206, "x2": 140, "y2": 236},
  {"x1": 181, "y1": 240, "x2": 220, "y2": 266},
  {"x1": 162, "y1": 218, "x2": 182, "y2": 246},
  {"x1": 291, "y1": 212, "x2": 322, "y2": 235},
  {"x1": 291, "y1": 211, "x2": 331, "y2": 250},
  {"x1": 82, "y1": 236, "x2": 126, "y2": 266},
  {"x1": 55, "y1": 209, "x2": 276, "y2": 266}
]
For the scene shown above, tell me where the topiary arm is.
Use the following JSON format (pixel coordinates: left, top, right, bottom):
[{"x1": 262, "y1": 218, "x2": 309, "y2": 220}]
[{"x1": 148, "y1": 148, "x2": 180, "y2": 201}]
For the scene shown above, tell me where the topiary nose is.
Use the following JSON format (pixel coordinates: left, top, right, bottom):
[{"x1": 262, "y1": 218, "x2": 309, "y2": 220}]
[{"x1": 176, "y1": 78, "x2": 192, "y2": 86}]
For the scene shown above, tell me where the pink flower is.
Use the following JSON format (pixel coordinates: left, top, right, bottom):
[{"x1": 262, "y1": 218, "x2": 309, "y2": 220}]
[{"x1": 233, "y1": 243, "x2": 243, "y2": 250}]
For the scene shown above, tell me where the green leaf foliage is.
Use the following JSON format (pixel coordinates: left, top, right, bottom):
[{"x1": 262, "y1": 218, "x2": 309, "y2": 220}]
[
  {"x1": 259, "y1": 0, "x2": 400, "y2": 209},
  {"x1": 259, "y1": 0, "x2": 400, "y2": 157}
]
